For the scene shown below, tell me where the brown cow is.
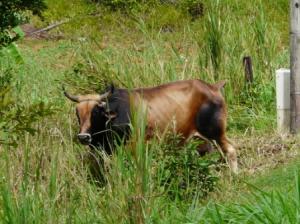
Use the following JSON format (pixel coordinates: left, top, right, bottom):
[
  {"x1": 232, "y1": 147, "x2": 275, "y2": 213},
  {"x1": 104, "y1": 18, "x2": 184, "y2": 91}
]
[{"x1": 64, "y1": 79, "x2": 238, "y2": 173}]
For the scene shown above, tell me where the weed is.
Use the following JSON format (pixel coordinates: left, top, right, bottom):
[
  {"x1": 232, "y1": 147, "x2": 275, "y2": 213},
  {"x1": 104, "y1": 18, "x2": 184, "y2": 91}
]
[{"x1": 153, "y1": 133, "x2": 220, "y2": 201}]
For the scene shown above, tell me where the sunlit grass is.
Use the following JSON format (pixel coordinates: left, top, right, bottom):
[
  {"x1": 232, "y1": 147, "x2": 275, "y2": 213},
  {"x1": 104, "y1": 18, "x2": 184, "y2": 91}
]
[{"x1": 0, "y1": 0, "x2": 294, "y2": 223}]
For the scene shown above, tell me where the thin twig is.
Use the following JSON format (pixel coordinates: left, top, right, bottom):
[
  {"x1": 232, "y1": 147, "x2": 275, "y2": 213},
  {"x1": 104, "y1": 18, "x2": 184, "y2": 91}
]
[
  {"x1": 28, "y1": 19, "x2": 70, "y2": 35},
  {"x1": 27, "y1": 13, "x2": 102, "y2": 35}
]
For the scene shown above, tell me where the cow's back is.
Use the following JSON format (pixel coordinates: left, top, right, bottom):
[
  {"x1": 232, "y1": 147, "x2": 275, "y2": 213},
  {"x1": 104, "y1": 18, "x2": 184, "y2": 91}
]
[{"x1": 131, "y1": 80, "x2": 223, "y2": 137}]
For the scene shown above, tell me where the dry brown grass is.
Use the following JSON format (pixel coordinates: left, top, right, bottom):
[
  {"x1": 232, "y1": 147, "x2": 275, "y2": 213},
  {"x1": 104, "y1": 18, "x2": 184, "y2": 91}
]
[{"x1": 237, "y1": 133, "x2": 300, "y2": 174}]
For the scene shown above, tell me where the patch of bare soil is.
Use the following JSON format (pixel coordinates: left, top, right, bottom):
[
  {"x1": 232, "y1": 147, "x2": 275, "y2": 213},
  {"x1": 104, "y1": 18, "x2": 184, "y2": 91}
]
[{"x1": 21, "y1": 24, "x2": 63, "y2": 40}]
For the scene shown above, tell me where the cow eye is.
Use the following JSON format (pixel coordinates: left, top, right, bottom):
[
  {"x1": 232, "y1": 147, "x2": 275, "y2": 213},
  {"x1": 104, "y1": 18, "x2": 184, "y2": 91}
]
[
  {"x1": 92, "y1": 106, "x2": 102, "y2": 116},
  {"x1": 92, "y1": 108, "x2": 98, "y2": 115}
]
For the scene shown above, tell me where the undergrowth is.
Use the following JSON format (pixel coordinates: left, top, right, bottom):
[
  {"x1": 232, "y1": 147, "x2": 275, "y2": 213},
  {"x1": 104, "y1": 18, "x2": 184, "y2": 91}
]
[{"x1": 0, "y1": 0, "x2": 293, "y2": 223}]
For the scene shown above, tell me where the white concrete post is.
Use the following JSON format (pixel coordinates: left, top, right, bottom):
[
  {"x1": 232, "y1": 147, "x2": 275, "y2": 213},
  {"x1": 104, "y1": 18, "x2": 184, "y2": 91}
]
[{"x1": 276, "y1": 69, "x2": 291, "y2": 133}]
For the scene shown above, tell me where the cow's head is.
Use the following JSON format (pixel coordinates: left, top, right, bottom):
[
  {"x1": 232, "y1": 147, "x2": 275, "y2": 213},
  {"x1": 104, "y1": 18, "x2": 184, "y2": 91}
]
[{"x1": 63, "y1": 85, "x2": 116, "y2": 145}]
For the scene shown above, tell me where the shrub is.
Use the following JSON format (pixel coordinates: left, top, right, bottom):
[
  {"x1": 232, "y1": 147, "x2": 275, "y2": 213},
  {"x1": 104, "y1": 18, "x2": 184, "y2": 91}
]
[
  {"x1": 90, "y1": 0, "x2": 156, "y2": 11},
  {"x1": 0, "y1": 67, "x2": 55, "y2": 147},
  {"x1": 179, "y1": 0, "x2": 204, "y2": 20},
  {"x1": 154, "y1": 134, "x2": 219, "y2": 200},
  {"x1": 146, "y1": 4, "x2": 188, "y2": 32}
]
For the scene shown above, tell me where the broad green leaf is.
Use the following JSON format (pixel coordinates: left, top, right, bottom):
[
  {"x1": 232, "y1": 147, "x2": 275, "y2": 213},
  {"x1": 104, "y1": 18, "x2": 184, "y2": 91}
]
[
  {"x1": 3, "y1": 43, "x2": 23, "y2": 64},
  {"x1": 12, "y1": 26, "x2": 25, "y2": 38}
]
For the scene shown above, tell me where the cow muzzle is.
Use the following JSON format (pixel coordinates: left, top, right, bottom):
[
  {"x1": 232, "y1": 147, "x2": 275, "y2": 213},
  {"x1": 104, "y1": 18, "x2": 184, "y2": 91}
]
[{"x1": 77, "y1": 133, "x2": 92, "y2": 145}]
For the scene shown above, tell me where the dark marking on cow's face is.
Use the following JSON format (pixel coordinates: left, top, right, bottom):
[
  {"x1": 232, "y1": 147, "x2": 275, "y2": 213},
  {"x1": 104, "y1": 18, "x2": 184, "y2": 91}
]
[
  {"x1": 70, "y1": 88, "x2": 130, "y2": 155},
  {"x1": 75, "y1": 99, "x2": 120, "y2": 148}
]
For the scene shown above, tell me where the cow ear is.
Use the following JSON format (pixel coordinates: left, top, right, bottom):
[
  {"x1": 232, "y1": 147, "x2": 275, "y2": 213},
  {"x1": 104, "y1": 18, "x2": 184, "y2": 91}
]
[
  {"x1": 103, "y1": 83, "x2": 115, "y2": 95},
  {"x1": 105, "y1": 111, "x2": 117, "y2": 120},
  {"x1": 214, "y1": 80, "x2": 226, "y2": 90}
]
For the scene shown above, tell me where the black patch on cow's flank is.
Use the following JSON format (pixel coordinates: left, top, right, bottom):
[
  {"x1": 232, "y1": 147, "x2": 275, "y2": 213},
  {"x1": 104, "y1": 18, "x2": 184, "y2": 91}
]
[{"x1": 195, "y1": 102, "x2": 223, "y2": 141}]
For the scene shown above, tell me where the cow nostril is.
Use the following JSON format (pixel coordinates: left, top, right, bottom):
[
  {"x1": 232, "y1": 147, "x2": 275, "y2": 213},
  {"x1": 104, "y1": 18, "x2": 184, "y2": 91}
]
[{"x1": 77, "y1": 133, "x2": 92, "y2": 144}]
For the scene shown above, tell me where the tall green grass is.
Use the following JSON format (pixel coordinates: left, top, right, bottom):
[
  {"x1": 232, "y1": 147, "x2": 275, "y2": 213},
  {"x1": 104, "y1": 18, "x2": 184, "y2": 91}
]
[
  {"x1": 0, "y1": 0, "x2": 293, "y2": 223},
  {"x1": 202, "y1": 171, "x2": 300, "y2": 223}
]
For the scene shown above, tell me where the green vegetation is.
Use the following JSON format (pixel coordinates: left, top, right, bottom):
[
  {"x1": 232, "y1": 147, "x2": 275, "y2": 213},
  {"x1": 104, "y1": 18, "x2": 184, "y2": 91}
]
[
  {"x1": 0, "y1": 0, "x2": 52, "y2": 149},
  {"x1": 0, "y1": 0, "x2": 46, "y2": 60},
  {"x1": 0, "y1": 0, "x2": 296, "y2": 223}
]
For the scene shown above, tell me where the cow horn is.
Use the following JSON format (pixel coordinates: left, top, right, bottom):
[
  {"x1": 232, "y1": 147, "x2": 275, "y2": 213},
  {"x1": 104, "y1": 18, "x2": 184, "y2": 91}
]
[
  {"x1": 63, "y1": 84, "x2": 114, "y2": 103},
  {"x1": 63, "y1": 86, "x2": 80, "y2": 102},
  {"x1": 99, "y1": 84, "x2": 114, "y2": 100}
]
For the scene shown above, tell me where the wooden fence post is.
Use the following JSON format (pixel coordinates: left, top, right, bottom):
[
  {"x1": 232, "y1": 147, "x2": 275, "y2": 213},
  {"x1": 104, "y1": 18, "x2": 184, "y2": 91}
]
[
  {"x1": 290, "y1": 0, "x2": 300, "y2": 133},
  {"x1": 243, "y1": 56, "x2": 253, "y2": 83}
]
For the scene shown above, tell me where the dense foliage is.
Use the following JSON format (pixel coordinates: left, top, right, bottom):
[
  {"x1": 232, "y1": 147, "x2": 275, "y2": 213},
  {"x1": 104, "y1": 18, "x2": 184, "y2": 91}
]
[
  {"x1": 91, "y1": 0, "x2": 204, "y2": 18},
  {"x1": 0, "y1": 0, "x2": 51, "y2": 147},
  {"x1": 0, "y1": 0, "x2": 46, "y2": 47},
  {"x1": 0, "y1": 66, "x2": 54, "y2": 147},
  {"x1": 91, "y1": 0, "x2": 149, "y2": 11}
]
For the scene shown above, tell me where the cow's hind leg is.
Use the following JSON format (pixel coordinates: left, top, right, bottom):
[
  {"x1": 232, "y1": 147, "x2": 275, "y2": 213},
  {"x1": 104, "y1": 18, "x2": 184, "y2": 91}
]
[{"x1": 195, "y1": 102, "x2": 238, "y2": 174}]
